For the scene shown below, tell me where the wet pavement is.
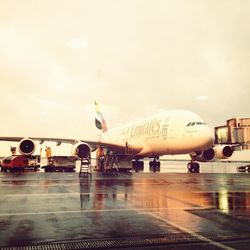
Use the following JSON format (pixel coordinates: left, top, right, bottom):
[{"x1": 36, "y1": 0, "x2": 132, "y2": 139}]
[{"x1": 0, "y1": 164, "x2": 250, "y2": 249}]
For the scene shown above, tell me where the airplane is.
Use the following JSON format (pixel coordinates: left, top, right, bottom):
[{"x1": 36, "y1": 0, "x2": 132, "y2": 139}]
[{"x1": 0, "y1": 102, "x2": 234, "y2": 172}]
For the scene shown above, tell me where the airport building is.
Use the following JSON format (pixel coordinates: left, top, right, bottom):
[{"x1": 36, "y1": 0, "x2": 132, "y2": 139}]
[{"x1": 215, "y1": 118, "x2": 250, "y2": 149}]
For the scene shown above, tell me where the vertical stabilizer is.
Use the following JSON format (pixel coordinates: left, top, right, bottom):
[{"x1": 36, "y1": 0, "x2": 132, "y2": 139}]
[{"x1": 95, "y1": 101, "x2": 108, "y2": 132}]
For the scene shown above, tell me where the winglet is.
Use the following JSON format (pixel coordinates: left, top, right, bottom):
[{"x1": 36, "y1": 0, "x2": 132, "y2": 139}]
[{"x1": 95, "y1": 101, "x2": 108, "y2": 132}]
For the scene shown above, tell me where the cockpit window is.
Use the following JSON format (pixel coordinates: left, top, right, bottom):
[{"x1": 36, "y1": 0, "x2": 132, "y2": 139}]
[{"x1": 186, "y1": 122, "x2": 206, "y2": 126}]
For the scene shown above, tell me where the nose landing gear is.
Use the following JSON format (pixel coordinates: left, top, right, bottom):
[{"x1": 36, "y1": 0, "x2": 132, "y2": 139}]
[{"x1": 187, "y1": 161, "x2": 200, "y2": 173}]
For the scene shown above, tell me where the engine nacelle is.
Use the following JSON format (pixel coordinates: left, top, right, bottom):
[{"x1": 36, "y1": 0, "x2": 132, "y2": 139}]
[
  {"x1": 214, "y1": 145, "x2": 234, "y2": 159},
  {"x1": 71, "y1": 142, "x2": 91, "y2": 159},
  {"x1": 18, "y1": 138, "x2": 36, "y2": 155},
  {"x1": 193, "y1": 145, "x2": 234, "y2": 162},
  {"x1": 193, "y1": 148, "x2": 215, "y2": 162}
]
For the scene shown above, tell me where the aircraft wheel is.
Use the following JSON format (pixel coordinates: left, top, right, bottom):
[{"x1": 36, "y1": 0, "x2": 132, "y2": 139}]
[
  {"x1": 150, "y1": 160, "x2": 160, "y2": 168},
  {"x1": 133, "y1": 161, "x2": 144, "y2": 171},
  {"x1": 187, "y1": 162, "x2": 200, "y2": 173},
  {"x1": 44, "y1": 167, "x2": 52, "y2": 172},
  {"x1": 193, "y1": 162, "x2": 200, "y2": 173}
]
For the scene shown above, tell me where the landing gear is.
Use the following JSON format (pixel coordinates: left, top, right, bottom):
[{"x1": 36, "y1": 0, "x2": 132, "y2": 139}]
[
  {"x1": 149, "y1": 158, "x2": 160, "y2": 172},
  {"x1": 132, "y1": 160, "x2": 144, "y2": 172},
  {"x1": 187, "y1": 162, "x2": 200, "y2": 173},
  {"x1": 149, "y1": 160, "x2": 160, "y2": 168}
]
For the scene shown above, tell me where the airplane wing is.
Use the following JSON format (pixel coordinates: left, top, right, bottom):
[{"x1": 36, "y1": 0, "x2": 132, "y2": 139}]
[{"x1": 0, "y1": 136, "x2": 143, "y2": 155}]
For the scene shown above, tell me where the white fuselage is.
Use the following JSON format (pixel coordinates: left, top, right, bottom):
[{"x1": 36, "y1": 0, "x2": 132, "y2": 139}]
[{"x1": 100, "y1": 110, "x2": 214, "y2": 157}]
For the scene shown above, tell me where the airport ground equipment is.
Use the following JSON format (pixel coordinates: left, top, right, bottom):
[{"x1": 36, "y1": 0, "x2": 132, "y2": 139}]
[
  {"x1": 43, "y1": 156, "x2": 76, "y2": 172},
  {"x1": 96, "y1": 149, "x2": 132, "y2": 172},
  {"x1": 79, "y1": 157, "x2": 92, "y2": 177},
  {"x1": 95, "y1": 144, "x2": 133, "y2": 172},
  {"x1": 1, "y1": 155, "x2": 40, "y2": 172}
]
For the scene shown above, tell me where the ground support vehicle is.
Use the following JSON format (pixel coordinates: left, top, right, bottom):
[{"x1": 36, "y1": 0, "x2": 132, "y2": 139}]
[
  {"x1": 42, "y1": 156, "x2": 76, "y2": 172},
  {"x1": 1, "y1": 155, "x2": 41, "y2": 172}
]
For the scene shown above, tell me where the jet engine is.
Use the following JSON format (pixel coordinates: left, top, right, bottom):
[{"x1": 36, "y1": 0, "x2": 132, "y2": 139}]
[
  {"x1": 193, "y1": 145, "x2": 234, "y2": 162},
  {"x1": 18, "y1": 138, "x2": 36, "y2": 155},
  {"x1": 71, "y1": 142, "x2": 91, "y2": 159},
  {"x1": 214, "y1": 145, "x2": 234, "y2": 159}
]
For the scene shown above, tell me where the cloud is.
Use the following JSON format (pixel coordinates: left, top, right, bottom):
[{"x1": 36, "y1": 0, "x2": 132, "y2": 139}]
[
  {"x1": 68, "y1": 39, "x2": 88, "y2": 49},
  {"x1": 196, "y1": 96, "x2": 208, "y2": 101}
]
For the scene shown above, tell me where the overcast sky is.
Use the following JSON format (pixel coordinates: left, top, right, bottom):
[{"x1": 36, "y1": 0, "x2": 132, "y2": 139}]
[{"x1": 0, "y1": 0, "x2": 250, "y2": 155}]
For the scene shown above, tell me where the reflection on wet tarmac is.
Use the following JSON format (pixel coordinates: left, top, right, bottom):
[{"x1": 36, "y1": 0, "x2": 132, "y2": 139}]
[{"x1": 0, "y1": 165, "x2": 250, "y2": 249}]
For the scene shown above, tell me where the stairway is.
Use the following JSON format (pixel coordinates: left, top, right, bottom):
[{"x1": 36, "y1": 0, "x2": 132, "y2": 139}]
[{"x1": 79, "y1": 158, "x2": 91, "y2": 177}]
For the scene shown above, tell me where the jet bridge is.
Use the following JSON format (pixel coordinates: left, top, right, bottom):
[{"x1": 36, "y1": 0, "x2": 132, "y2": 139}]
[{"x1": 214, "y1": 118, "x2": 250, "y2": 150}]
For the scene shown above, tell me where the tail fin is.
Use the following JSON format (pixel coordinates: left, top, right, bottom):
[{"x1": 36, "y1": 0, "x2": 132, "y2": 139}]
[{"x1": 95, "y1": 101, "x2": 108, "y2": 132}]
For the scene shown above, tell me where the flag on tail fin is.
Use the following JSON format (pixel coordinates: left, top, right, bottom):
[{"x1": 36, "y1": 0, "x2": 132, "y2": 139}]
[{"x1": 95, "y1": 101, "x2": 108, "y2": 132}]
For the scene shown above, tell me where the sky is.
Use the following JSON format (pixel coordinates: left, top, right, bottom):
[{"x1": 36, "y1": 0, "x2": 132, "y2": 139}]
[{"x1": 0, "y1": 0, "x2": 250, "y2": 156}]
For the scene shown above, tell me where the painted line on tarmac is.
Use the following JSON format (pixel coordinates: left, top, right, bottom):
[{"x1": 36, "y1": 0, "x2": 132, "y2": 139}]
[
  {"x1": 4, "y1": 193, "x2": 90, "y2": 197},
  {"x1": 0, "y1": 183, "x2": 80, "y2": 187},
  {"x1": 148, "y1": 212, "x2": 235, "y2": 250},
  {"x1": 0, "y1": 207, "x2": 215, "y2": 217}
]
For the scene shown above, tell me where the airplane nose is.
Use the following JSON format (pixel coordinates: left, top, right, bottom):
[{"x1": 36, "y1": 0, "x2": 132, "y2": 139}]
[
  {"x1": 193, "y1": 126, "x2": 214, "y2": 151},
  {"x1": 204, "y1": 126, "x2": 214, "y2": 147}
]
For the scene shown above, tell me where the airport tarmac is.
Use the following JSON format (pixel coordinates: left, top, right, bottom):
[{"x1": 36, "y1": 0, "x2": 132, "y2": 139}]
[{"x1": 0, "y1": 162, "x2": 250, "y2": 250}]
